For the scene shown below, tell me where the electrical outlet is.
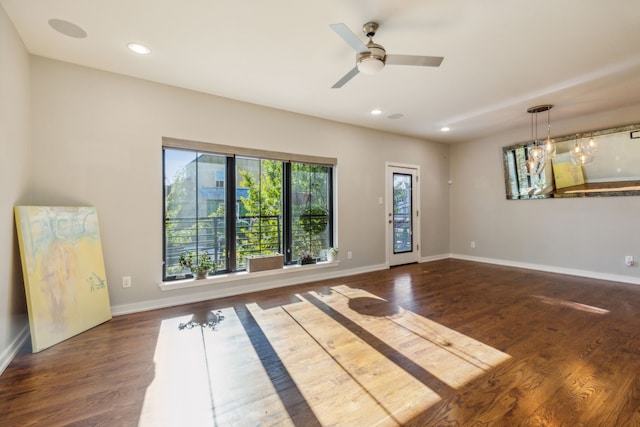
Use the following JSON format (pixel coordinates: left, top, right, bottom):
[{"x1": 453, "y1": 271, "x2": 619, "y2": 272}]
[
  {"x1": 625, "y1": 256, "x2": 634, "y2": 267},
  {"x1": 347, "y1": 251, "x2": 353, "y2": 260},
  {"x1": 470, "y1": 241, "x2": 476, "y2": 248},
  {"x1": 122, "y1": 276, "x2": 132, "y2": 288}
]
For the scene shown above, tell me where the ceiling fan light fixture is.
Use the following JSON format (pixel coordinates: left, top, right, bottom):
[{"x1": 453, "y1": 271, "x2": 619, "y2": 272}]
[
  {"x1": 358, "y1": 57, "x2": 384, "y2": 74},
  {"x1": 357, "y1": 43, "x2": 386, "y2": 75}
]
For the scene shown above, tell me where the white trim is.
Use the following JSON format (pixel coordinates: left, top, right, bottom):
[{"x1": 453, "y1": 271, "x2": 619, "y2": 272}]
[
  {"x1": 385, "y1": 161, "x2": 422, "y2": 169},
  {"x1": 158, "y1": 261, "x2": 340, "y2": 291},
  {"x1": 450, "y1": 253, "x2": 640, "y2": 286},
  {"x1": 111, "y1": 263, "x2": 388, "y2": 316},
  {"x1": 420, "y1": 253, "x2": 450, "y2": 263},
  {"x1": 385, "y1": 163, "x2": 421, "y2": 267},
  {"x1": 0, "y1": 325, "x2": 29, "y2": 375}
]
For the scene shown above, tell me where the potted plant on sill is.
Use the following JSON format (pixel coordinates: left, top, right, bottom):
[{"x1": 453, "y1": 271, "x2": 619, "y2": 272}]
[
  {"x1": 327, "y1": 247, "x2": 338, "y2": 262},
  {"x1": 299, "y1": 253, "x2": 316, "y2": 265},
  {"x1": 179, "y1": 251, "x2": 214, "y2": 280}
]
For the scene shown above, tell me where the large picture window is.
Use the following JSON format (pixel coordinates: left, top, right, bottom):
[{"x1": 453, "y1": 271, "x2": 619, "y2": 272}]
[{"x1": 163, "y1": 141, "x2": 335, "y2": 281}]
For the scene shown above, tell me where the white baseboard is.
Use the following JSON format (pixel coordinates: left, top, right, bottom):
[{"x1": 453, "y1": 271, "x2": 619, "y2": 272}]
[
  {"x1": 111, "y1": 263, "x2": 389, "y2": 316},
  {"x1": 114, "y1": 253, "x2": 640, "y2": 317},
  {"x1": 450, "y1": 253, "x2": 640, "y2": 286},
  {"x1": 0, "y1": 325, "x2": 29, "y2": 376},
  {"x1": 420, "y1": 253, "x2": 450, "y2": 263}
]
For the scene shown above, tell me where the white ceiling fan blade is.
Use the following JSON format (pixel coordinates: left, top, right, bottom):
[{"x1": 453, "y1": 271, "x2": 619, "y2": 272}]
[
  {"x1": 386, "y1": 54, "x2": 444, "y2": 67},
  {"x1": 330, "y1": 23, "x2": 368, "y2": 53},
  {"x1": 332, "y1": 66, "x2": 360, "y2": 89}
]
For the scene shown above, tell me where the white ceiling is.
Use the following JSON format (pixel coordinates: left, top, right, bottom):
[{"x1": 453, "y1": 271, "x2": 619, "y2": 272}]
[{"x1": 3, "y1": 0, "x2": 640, "y2": 143}]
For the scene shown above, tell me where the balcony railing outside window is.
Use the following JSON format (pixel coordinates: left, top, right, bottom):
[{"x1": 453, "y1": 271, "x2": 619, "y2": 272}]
[{"x1": 166, "y1": 211, "x2": 331, "y2": 277}]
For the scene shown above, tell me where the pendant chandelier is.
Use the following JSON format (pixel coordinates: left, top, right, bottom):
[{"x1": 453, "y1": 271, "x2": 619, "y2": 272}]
[
  {"x1": 571, "y1": 132, "x2": 598, "y2": 165},
  {"x1": 526, "y1": 105, "x2": 555, "y2": 175}
]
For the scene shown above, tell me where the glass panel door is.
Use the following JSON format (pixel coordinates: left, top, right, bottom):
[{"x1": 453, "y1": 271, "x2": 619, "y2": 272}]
[
  {"x1": 387, "y1": 165, "x2": 420, "y2": 266},
  {"x1": 393, "y1": 173, "x2": 413, "y2": 254}
]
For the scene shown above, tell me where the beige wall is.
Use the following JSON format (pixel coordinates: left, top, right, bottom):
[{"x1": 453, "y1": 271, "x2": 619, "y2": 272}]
[
  {"x1": 0, "y1": 4, "x2": 30, "y2": 369},
  {"x1": 29, "y1": 56, "x2": 450, "y2": 313},
  {"x1": 449, "y1": 104, "x2": 640, "y2": 283}
]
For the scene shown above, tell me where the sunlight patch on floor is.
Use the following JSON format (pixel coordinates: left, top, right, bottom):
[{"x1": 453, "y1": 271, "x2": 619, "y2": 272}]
[
  {"x1": 138, "y1": 286, "x2": 511, "y2": 426},
  {"x1": 138, "y1": 309, "x2": 291, "y2": 427},
  {"x1": 138, "y1": 313, "x2": 218, "y2": 426},
  {"x1": 203, "y1": 307, "x2": 295, "y2": 426},
  {"x1": 248, "y1": 298, "x2": 440, "y2": 426},
  {"x1": 318, "y1": 286, "x2": 511, "y2": 388}
]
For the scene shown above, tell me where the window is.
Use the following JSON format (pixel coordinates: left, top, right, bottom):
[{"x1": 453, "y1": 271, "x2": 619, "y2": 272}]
[
  {"x1": 162, "y1": 139, "x2": 335, "y2": 281},
  {"x1": 214, "y1": 169, "x2": 225, "y2": 188},
  {"x1": 235, "y1": 157, "x2": 283, "y2": 270},
  {"x1": 164, "y1": 150, "x2": 227, "y2": 279},
  {"x1": 291, "y1": 162, "x2": 332, "y2": 261}
]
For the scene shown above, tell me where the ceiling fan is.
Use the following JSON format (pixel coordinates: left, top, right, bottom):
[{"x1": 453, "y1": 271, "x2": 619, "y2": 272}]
[{"x1": 330, "y1": 22, "x2": 444, "y2": 88}]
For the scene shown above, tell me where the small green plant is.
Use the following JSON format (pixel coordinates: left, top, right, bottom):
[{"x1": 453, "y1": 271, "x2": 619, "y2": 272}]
[
  {"x1": 328, "y1": 247, "x2": 338, "y2": 255},
  {"x1": 179, "y1": 251, "x2": 214, "y2": 277}
]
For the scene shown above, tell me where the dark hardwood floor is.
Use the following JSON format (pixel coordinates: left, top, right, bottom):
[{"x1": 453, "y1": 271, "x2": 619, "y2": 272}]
[{"x1": 2, "y1": 259, "x2": 640, "y2": 426}]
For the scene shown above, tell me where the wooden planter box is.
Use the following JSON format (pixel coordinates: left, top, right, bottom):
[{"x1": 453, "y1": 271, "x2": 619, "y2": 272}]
[{"x1": 246, "y1": 254, "x2": 284, "y2": 273}]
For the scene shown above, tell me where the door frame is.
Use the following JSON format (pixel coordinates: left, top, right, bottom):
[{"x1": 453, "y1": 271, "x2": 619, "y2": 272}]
[{"x1": 385, "y1": 162, "x2": 421, "y2": 267}]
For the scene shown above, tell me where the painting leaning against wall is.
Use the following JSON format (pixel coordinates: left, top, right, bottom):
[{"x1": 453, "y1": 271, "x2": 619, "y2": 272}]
[{"x1": 14, "y1": 206, "x2": 112, "y2": 352}]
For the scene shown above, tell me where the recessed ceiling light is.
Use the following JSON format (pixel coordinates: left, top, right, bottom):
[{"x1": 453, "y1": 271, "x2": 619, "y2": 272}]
[
  {"x1": 370, "y1": 109, "x2": 383, "y2": 116},
  {"x1": 127, "y1": 43, "x2": 151, "y2": 55},
  {"x1": 48, "y1": 19, "x2": 87, "y2": 39},
  {"x1": 441, "y1": 127, "x2": 451, "y2": 132}
]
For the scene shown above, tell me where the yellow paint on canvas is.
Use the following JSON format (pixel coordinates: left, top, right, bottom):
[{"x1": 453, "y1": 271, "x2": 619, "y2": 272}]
[
  {"x1": 15, "y1": 206, "x2": 112, "y2": 352},
  {"x1": 552, "y1": 152, "x2": 585, "y2": 189}
]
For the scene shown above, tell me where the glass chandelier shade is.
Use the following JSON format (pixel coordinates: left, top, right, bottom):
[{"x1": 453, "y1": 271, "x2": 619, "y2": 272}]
[
  {"x1": 527, "y1": 144, "x2": 547, "y2": 175},
  {"x1": 571, "y1": 133, "x2": 598, "y2": 165},
  {"x1": 525, "y1": 105, "x2": 555, "y2": 176}
]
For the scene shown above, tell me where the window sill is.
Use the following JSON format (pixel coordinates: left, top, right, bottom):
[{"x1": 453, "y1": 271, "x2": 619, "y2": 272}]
[{"x1": 159, "y1": 260, "x2": 340, "y2": 291}]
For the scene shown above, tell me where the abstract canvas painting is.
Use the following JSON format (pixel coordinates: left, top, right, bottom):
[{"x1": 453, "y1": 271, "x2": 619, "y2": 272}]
[
  {"x1": 15, "y1": 206, "x2": 112, "y2": 352},
  {"x1": 551, "y1": 152, "x2": 585, "y2": 189}
]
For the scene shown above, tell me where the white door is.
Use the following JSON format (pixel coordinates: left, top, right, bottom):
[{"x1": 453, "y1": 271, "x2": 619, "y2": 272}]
[{"x1": 386, "y1": 165, "x2": 420, "y2": 266}]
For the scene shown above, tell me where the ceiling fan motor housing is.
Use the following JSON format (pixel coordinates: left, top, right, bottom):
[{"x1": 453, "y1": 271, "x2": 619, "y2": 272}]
[{"x1": 362, "y1": 22, "x2": 379, "y2": 38}]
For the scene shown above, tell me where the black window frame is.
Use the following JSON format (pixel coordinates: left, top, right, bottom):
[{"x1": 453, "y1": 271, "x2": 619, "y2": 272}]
[{"x1": 162, "y1": 145, "x2": 335, "y2": 281}]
